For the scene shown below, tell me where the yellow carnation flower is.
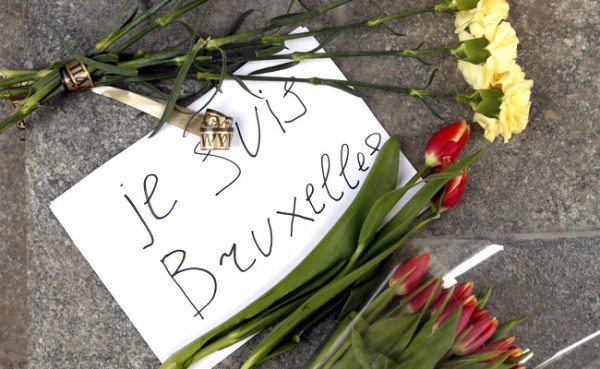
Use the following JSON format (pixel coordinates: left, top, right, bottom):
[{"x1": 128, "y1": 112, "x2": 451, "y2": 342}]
[
  {"x1": 458, "y1": 22, "x2": 519, "y2": 89},
  {"x1": 455, "y1": 0, "x2": 510, "y2": 41},
  {"x1": 473, "y1": 65, "x2": 534, "y2": 142},
  {"x1": 497, "y1": 73, "x2": 534, "y2": 142}
]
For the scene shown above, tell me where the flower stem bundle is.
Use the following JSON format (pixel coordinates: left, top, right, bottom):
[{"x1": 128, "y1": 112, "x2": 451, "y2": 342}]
[
  {"x1": 308, "y1": 253, "x2": 531, "y2": 369},
  {"x1": 159, "y1": 121, "x2": 481, "y2": 369},
  {"x1": 1, "y1": 0, "x2": 531, "y2": 143}
]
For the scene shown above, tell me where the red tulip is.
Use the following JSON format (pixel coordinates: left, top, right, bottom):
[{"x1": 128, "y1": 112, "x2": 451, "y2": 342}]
[
  {"x1": 475, "y1": 336, "x2": 516, "y2": 361},
  {"x1": 434, "y1": 295, "x2": 477, "y2": 335},
  {"x1": 424, "y1": 120, "x2": 470, "y2": 167},
  {"x1": 404, "y1": 278, "x2": 443, "y2": 313},
  {"x1": 453, "y1": 316, "x2": 499, "y2": 355},
  {"x1": 470, "y1": 308, "x2": 489, "y2": 324},
  {"x1": 453, "y1": 281, "x2": 474, "y2": 300},
  {"x1": 507, "y1": 346, "x2": 524, "y2": 361},
  {"x1": 389, "y1": 253, "x2": 431, "y2": 295},
  {"x1": 439, "y1": 168, "x2": 468, "y2": 210}
]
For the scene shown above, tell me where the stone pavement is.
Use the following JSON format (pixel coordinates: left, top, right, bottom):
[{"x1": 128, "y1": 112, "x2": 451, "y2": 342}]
[{"x1": 0, "y1": 1, "x2": 598, "y2": 368}]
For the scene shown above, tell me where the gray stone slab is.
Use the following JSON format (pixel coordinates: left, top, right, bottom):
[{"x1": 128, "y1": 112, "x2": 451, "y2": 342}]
[
  {"x1": 0, "y1": 2, "x2": 28, "y2": 368},
  {"x1": 0, "y1": 0, "x2": 598, "y2": 369}
]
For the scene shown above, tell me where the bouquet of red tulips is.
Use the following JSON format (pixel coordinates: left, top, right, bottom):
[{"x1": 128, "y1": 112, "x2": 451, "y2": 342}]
[
  {"x1": 159, "y1": 121, "x2": 480, "y2": 369},
  {"x1": 307, "y1": 253, "x2": 531, "y2": 369}
]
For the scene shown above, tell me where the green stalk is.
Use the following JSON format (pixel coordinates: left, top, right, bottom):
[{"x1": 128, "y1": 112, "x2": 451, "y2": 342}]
[
  {"x1": 0, "y1": 69, "x2": 40, "y2": 80},
  {"x1": 150, "y1": 37, "x2": 207, "y2": 136},
  {"x1": 260, "y1": 6, "x2": 436, "y2": 45},
  {"x1": 188, "y1": 297, "x2": 306, "y2": 366},
  {"x1": 0, "y1": 72, "x2": 61, "y2": 133},
  {"x1": 94, "y1": 0, "x2": 173, "y2": 53},
  {"x1": 159, "y1": 136, "x2": 401, "y2": 369},
  {"x1": 112, "y1": 0, "x2": 213, "y2": 54},
  {"x1": 206, "y1": 0, "x2": 354, "y2": 50},
  {"x1": 241, "y1": 210, "x2": 441, "y2": 369},
  {"x1": 195, "y1": 71, "x2": 412, "y2": 94}
]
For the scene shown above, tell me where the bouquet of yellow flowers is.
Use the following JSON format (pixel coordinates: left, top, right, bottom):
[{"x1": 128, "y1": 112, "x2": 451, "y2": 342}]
[{"x1": 1, "y1": 0, "x2": 531, "y2": 143}]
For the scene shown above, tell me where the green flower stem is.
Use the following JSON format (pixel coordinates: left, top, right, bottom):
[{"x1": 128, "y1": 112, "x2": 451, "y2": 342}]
[
  {"x1": 159, "y1": 137, "x2": 400, "y2": 369},
  {"x1": 0, "y1": 71, "x2": 61, "y2": 133},
  {"x1": 202, "y1": 0, "x2": 355, "y2": 51},
  {"x1": 241, "y1": 210, "x2": 441, "y2": 369},
  {"x1": 0, "y1": 69, "x2": 40, "y2": 80},
  {"x1": 186, "y1": 298, "x2": 306, "y2": 368},
  {"x1": 206, "y1": 25, "x2": 280, "y2": 51},
  {"x1": 195, "y1": 71, "x2": 411, "y2": 94},
  {"x1": 157, "y1": 0, "x2": 211, "y2": 26},
  {"x1": 113, "y1": 0, "x2": 213, "y2": 55},
  {"x1": 94, "y1": 0, "x2": 173, "y2": 53},
  {"x1": 112, "y1": 23, "x2": 162, "y2": 55},
  {"x1": 195, "y1": 71, "x2": 475, "y2": 109},
  {"x1": 0, "y1": 86, "x2": 33, "y2": 100},
  {"x1": 337, "y1": 164, "x2": 427, "y2": 278},
  {"x1": 260, "y1": 6, "x2": 436, "y2": 46}
]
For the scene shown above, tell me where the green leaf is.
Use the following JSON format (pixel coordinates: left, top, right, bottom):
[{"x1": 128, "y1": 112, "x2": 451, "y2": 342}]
[
  {"x1": 162, "y1": 136, "x2": 400, "y2": 369},
  {"x1": 255, "y1": 44, "x2": 287, "y2": 57},
  {"x1": 363, "y1": 314, "x2": 418, "y2": 356},
  {"x1": 351, "y1": 329, "x2": 373, "y2": 369},
  {"x1": 51, "y1": 27, "x2": 138, "y2": 77},
  {"x1": 358, "y1": 186, "x2": 412, "y2": 248},
  {"x1": 361, "y1": 149, "x2": 484, "y2": 262},
  {"x1": 338, "y1": 275, "x2": 382, "y2": 319},
  {"x1": 395, "y1": 307, "x2": 462, "y2": 369},
  {"x1": 489, "y1": 316, "x2": 528, "y2": 342},
  {"x1": 225, "y1": 9, "x2": 254, "y2": 36},
  {"x1": 248, "y1": 61, "x2": 300, "y2": 76},
  {"x1": 436, "y1": 351, "x2": 505, "y2": 369},
  {"x1": 150, "y1": 37, "x2": 207, "y2": 136},
  {"x1": 230, "y1": 74, "x2": 264, "y2": 99},
  {"x1": 269, "y1": 0, "x2": 352, "y2": 26},
  {"x1": 476, "y1": 285, "x2": 493, "y2": 310}
]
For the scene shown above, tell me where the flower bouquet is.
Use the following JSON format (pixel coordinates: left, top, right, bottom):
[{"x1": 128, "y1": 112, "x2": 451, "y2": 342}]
[
  {"x1": 307, "y1": 253, "x2": 531, "y2": 369},
  {"x1": 158, "y1": 121, "x2": 479, "y2": 369},
  {"x1": 1, "y1": 0, "x2": 532, "y2": 143}
]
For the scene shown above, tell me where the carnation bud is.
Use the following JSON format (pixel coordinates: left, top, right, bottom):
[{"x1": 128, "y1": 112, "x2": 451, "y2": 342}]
[{"x1": 451, "y1": 37, "x2": 491, "y2": 64}]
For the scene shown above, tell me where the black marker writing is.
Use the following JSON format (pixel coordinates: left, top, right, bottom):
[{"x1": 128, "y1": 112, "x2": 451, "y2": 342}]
[
  {"x1": 252, "y1": 218, "x2": 274, "y2": 257},
  {"x1": 161, "y1": 250, "x2": 217, "y2": 319},
  {"x1": 236, "y1": 106, "x2": 261, "y2": 158},
  {"x1": 276, "y1": 196, "x2": 315, "y2": 237},
  {"x1": 194, "y1": 143, "x2": 242, "y2": 196},
  {"x1": 365, "y1": 132, "x2": 383, "y2": 156},
  {"x1": 265, "y1": 98, "x2": 286, "y2": 133},
  {"x1": 339, "y1": 143, "x2": 359, "y2": 190},
  {"x1": 143, "y1": 174, "x2": 178, "y2": 219},
  {"x1": 123, "y1": 191, "x2": 154, "y2": 249},
  {"x1": 321, "y1": 154, "x2": 344, "y2": 202},
  {"x1": 220, "y1": 244, "x2": 257, "y2": 273},
  {"x1": 357, "y1": 151, "x2": 369, "y2": 172},
  {"x1": 282, "y1": 81, "x2": 307, "y2": 124},
  {"x1": 305, "y1": 183, "x2": 325, "y2": 215}
]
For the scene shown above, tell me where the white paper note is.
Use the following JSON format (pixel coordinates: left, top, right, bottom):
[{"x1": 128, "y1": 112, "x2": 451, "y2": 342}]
[{"x1": 51, "y1": 28, "x2": 418, "y2": 368}]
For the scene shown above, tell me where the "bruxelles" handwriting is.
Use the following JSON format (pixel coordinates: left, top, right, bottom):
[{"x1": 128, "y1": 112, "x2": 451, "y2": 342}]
[{"x1": 121, "y1": 82, "x2": 383, "y2": 319}]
